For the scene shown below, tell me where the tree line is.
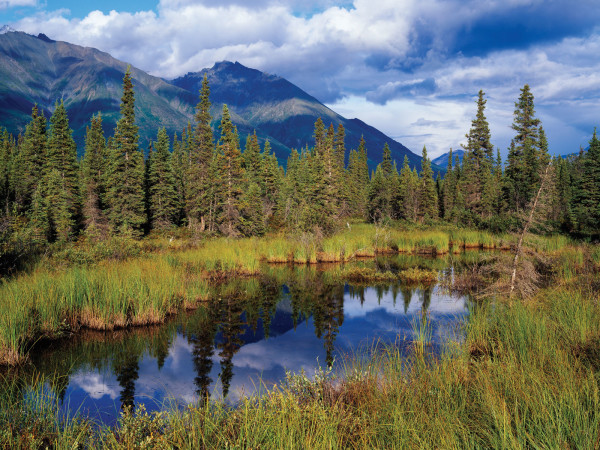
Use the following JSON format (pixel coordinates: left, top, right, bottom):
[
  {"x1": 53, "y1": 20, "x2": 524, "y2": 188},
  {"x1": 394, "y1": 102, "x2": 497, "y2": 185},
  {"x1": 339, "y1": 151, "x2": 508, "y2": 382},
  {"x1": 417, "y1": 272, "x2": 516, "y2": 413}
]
[{"x1": 1, "y1": 68, "x2": 599, "y2": 259}]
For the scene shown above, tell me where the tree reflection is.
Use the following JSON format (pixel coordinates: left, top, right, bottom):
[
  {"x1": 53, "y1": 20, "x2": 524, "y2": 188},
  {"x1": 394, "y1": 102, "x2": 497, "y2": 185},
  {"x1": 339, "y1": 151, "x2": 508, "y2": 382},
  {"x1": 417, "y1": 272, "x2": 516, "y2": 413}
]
[
  {"x1": 216, "y1": 298, "x2": 245, "y2": 399},
  {"x1": 114, "y1": 353, "x2": 139, "y2": 410},
  {"x1": 188, "y1": 307, "x2": 218, "y2": 406}
]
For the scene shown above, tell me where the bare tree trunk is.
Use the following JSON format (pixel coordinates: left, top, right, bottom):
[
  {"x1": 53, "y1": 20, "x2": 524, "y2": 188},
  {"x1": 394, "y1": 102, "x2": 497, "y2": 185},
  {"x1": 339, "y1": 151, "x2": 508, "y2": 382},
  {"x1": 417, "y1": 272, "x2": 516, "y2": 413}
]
[{"x1": 510, "y1": 162, "x2": 552, "y2": 298}]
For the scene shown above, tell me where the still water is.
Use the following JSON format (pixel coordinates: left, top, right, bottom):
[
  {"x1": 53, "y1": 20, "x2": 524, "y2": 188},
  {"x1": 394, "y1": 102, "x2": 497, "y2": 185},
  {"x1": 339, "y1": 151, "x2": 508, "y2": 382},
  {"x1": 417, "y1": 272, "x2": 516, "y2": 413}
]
[{"x1": 14, "y1": 256, "x2": 474, "y2": 424}]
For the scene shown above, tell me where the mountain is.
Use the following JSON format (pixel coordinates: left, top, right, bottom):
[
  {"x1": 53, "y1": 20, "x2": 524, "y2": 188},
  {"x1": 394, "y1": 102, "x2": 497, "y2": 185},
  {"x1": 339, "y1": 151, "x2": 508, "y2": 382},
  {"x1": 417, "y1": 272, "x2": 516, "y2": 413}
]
[
  {"x1": 170, "y1": 62, "x2": 430, "y2": 170},
  {"x1": 0, "y1": 30, "x2": 431, "y2": 171},
  {"x1": 0, "y1": 30, "x2": 195, "y2": 155},
  {"x1": 432, "y1": 149, "x2": 465, "y2": 169}
]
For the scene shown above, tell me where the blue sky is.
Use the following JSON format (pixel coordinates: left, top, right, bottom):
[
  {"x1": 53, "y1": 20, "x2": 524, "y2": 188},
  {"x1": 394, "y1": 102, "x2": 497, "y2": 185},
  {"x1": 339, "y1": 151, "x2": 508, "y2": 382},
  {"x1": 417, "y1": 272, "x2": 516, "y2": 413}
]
[{"x1": 2, "y1": 0, "x2": 600, "y2": 158}]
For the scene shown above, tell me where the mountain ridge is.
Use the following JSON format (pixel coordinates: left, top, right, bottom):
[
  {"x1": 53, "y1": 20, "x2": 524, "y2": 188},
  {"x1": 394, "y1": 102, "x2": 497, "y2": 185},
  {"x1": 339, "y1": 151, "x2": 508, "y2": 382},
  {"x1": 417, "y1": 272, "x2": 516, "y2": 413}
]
[{"x1": 0, "y1": 31, "x2": 435, "y2": 171}]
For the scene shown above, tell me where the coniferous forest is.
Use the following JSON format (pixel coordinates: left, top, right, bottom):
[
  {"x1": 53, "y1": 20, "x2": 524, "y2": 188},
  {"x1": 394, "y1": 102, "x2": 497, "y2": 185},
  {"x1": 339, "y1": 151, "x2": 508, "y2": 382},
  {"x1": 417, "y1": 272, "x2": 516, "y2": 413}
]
[{"x1": 1, "y1": 68, "x2": 599, "y2": 269}]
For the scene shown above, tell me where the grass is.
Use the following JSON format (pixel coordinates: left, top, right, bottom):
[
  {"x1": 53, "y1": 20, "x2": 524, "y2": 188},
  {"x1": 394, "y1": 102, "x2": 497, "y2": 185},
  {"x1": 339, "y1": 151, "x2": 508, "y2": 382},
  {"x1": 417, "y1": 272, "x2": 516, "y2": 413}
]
[
  {"x1": 0, "y1": 223, "x2": 586, "y2": 368},
  {"x1": 398, "y1": 267, "x2": 438, "y2": 284},
  {"x1": 3, "y1": 265, "x2": 599, "y2": 448}
]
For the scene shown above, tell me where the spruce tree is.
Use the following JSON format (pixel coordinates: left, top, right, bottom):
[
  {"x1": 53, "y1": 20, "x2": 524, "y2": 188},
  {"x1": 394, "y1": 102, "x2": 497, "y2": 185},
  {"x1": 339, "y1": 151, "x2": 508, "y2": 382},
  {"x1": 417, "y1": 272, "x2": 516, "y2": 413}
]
[
  {"x1": 106, "y1": 66, "x2": 146, "y2": 235},
  {"x1": 461, "y1": 90, "x2": 494, "y2": 219},
  {"x1": 381, "y1": 143, "x2": 393, "y2": 177},
  {"x1": 442, "y1": 149, "x2": 457, "y2": 221},
  {"x1": 0, "y1": 128, "x2": 14, "y2": 214},
  {"x1": 81, "y1": 114, "x2": 108, "y2": 232},
  {"x1": 243, "y1": 131, "x2": 262, "y2": 186},
  {"x1": 44, "y1": 168, "x2": 74, "y2": 242},
  {"x1": 418, "y1": 146, "x2": 438, "y2": 220},
  {"x1": 148, "y1": 128, "x2": 179, "y2": 230},
  {"x1": 240, "y1": 182, "x2": 265, "y2": 236},
  {"x1": 398, "y1": 155, "x2": 416, "y2": 221},
  {"x1": 187, "y1": 74, "x2": 215, "y2": 231},
  {"x1": 14, "y1": 105, "x2": 47, "y2": 213},
  {"x1": 368, "y1": 165, "x2": 388, "y2": 222},
  {"x1": 28, "y1": 183, "x2": 50, "y2": 245},
  {"x1": 504, "y1": 84, "x2": 542, "y2": 211},
  {"x1": 572, "y1": 129, "x2": 600, "y2": 235},
  {"x1": 216, "y1": 105, "x2": 245, "y2": 236},
  {"x1": 261, "y1": 140, "x2": 281, "y2": 221}
]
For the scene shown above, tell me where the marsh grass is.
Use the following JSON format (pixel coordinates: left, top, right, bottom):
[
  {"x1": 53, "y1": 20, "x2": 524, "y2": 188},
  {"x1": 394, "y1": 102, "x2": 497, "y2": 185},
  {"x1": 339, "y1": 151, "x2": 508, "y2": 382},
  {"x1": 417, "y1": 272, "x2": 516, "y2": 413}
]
[
  {"x1": 398, "y1": 267, "x2": 438, "y2": 284},
  {"x1": 3, "y1": 249, "x2": 600, "y2": 448},
  {"x1": 0, "y1": 223, "x2": 584, "y2": 367}
]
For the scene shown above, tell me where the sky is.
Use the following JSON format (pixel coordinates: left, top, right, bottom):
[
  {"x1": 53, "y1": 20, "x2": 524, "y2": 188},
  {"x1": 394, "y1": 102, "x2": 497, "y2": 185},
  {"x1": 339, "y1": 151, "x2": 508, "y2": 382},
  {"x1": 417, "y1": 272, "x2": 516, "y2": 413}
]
[{"x1": 1, "y1": 0, "x2": 600, "y2": 159}]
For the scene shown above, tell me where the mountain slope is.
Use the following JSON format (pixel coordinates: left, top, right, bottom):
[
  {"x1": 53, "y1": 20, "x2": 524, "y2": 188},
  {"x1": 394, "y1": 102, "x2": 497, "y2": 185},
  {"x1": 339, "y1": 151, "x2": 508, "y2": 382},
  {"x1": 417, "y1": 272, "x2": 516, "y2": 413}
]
[
  {"x1": 170, "y1": 62, "x2": 427, "y2": 170},
  {"x1": 0, "y1": 31, "x2": 195, "y2": 154},
  {"x1": 0, "y1": 31, "x2": 429, "y2": 171},
  {"x1": 432, "y1": 149, "x2": 465, "y2": 169}
]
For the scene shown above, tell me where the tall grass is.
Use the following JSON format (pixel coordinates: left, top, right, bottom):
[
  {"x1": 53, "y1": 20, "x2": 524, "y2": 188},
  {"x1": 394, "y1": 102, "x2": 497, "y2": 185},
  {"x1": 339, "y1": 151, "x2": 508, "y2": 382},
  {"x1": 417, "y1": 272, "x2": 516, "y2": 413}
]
[{"x1": 2, "y1": 247, "x2": 599, "y2": 447}]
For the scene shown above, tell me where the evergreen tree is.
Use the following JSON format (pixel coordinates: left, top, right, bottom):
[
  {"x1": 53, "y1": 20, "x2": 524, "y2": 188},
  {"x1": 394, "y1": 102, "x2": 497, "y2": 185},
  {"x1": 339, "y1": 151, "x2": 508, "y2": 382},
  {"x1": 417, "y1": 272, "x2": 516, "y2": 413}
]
[
  {"x1": 261, "y1": 140, "x2": 281, "y2": 222},
  {"x1": 418, "y1": 146, "x2": 438, "y2": 220},
  {"x1": 216, "y1": 105, "x2": 245, "y2": 236},
  {"x1": 243, "y1": 131, "x2": 262, "y2": 186},
  {"x1": 368, "y1": 165, "x2": 388, "y2": 222},
  {"x1": 442, "y1": 149, "x2": 457, "y2": 221},
  {"x1": 44, "y1": 168, "x2": 74, "y2": 242},
  {"x1": 399, "y1": 155, "x2": 418, "y2": 221},
  {"x1": 240, "y1": 181, "x2": 265, "y2": 236},
  {"x1": 504, "y1": 84, "x2": 543, "y2": 211},
  {"x1": 0, "y1": 129, "x2": 14, "y2": 214},
  {"x1": 106, "y1": 66, "x2": 146, "y2": 235},
  {"x1": 187, "y1": 74, "x2": 215, "y2": 231},
  {"x1": 28, "y1": 182, "x2": 50, "y2": 244},
  {"x1": 381, "y1": 143, "x2": 393, "y2": 177},
  {"x1": 461, "y1": 90, "x2": 494, "y2": 219},
  {"x1": 572, "y1": 129, "x2": 600, "y2": 235},
  {"x1": 14, "y1": 105, "x2": 47, "y2": 213},
  {"x1": 148, "y1": 128, "x2": 179, "y2": 230},
  {"x1": 47, "y1": 100, "x2": 78, "y2": 199},
  {"x1": 81, "y1": 114, "x2": 107, "y2": 232}
]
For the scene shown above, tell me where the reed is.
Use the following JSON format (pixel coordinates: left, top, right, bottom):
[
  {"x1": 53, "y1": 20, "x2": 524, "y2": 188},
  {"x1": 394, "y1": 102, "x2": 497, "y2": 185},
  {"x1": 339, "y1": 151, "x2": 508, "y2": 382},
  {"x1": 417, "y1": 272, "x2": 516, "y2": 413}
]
[{"x1": 3, "y1": 256, "x2": 599, "y2": 448}]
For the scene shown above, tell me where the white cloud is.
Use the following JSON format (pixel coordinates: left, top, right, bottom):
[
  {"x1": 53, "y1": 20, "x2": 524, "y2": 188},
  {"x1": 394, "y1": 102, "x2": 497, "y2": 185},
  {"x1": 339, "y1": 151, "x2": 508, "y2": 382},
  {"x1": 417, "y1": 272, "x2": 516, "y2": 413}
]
[{"x1": 0, "y1": 0, "x2": 36, "y2": 9}]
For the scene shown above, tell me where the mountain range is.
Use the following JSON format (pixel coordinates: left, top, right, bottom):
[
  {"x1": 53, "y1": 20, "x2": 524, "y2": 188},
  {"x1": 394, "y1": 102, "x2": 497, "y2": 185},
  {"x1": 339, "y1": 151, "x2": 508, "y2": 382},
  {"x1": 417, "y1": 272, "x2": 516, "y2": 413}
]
[
  {"x1": 0, "y1": 30, "x2": 437, "y2": 171},
  {"x1": 431, "y1": 149, "x2": 465, "y2": 169}
]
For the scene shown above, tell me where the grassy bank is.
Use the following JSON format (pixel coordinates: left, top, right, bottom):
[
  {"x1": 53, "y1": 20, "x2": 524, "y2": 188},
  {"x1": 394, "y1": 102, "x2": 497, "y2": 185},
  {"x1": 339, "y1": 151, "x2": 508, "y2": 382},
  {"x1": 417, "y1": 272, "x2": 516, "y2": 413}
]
[
  {"x1": 1, "y1": 263, "x2": 598, "y2": 448},
  {"x1": 0, "y1": 223, "x2": 586, "y2": 367}
]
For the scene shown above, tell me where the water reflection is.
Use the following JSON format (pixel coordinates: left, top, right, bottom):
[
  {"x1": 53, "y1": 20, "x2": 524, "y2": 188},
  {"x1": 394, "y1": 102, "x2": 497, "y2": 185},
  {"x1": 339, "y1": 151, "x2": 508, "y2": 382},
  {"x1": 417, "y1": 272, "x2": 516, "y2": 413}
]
[{"x1": 4, "y1": 254, "x2": 477, "y2": 424}]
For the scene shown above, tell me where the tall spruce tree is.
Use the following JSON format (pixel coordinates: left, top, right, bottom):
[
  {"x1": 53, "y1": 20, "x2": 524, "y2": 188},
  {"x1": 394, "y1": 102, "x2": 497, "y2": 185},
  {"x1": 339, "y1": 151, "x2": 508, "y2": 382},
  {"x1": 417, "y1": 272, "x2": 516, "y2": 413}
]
[
  {"x1": 418, "y1": 146, "x2": 438, "y2": 220},
  {"x1": 504, "y1": 84, "x2": 543, "y2": 211},
  {"x1": 399, "y1": 155, "x2": 419, "y2": 221},
  {"x1": 148, "y1": 128, "x2": 179, "y2": 230},
  {"x1": 216, "y1": 105, "x2": 245, "y2": 236},
  {"x1": 46, "y1": 100, "x2": 79, "y2": 232},
  {"x1": 81, "y1": 114, "x2": 108, "y2": 232},
  {"x1": 572, "y1": 129, "x2": 600, "y2": 235},
  {"x1": 187, "y1": 74, "x2": 215, "y2": 232},
  {"x1": 106, "y1": 66, "x2": 146, "y2": 235},
  {"x1": 14, "y1": 105, "x2": 47, "y2": 213},
  {"x1": 461, "y1": 90, "x2": 494, "y2": 220}
]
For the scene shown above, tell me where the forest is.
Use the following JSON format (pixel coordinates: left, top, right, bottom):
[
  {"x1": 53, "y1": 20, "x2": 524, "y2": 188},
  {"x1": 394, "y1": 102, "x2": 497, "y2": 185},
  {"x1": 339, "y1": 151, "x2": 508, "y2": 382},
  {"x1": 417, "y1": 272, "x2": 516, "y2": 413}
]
[{"x1": 1, "y1": 66, "x2": 599, "y2": 272}]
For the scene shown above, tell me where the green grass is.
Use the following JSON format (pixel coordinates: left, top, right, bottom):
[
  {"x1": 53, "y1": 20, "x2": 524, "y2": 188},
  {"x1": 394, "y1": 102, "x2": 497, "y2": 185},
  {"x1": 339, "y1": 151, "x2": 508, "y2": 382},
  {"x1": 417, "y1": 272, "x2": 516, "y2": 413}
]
[
  {"x1": 4, "y1": 272, "x2": 598, "y2": 448},
  {"x1": 0, "y1": 223, "x2": 585, "y2": 368}
]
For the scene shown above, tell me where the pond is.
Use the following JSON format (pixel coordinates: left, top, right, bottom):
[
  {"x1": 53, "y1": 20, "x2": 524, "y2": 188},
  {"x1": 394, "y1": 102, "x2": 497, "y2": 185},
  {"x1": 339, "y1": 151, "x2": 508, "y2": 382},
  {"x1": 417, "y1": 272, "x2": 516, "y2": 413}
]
[{"x1": 5, "y1": 254, "x2": 477, "y2": 425}]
